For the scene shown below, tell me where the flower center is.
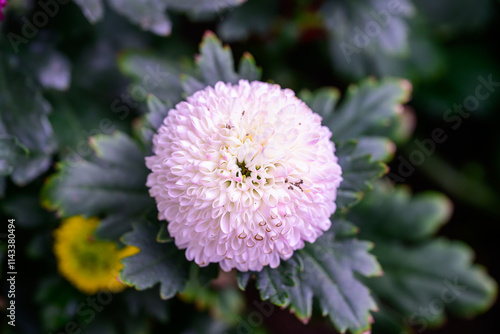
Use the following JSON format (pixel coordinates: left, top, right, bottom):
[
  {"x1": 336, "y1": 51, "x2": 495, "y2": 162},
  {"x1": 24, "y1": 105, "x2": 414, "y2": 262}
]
[
  {"x1": 72, "y1": 237, "x2": 119, "y2": 275},
  {"x1": 237, "y1": 160, "x2": 251, "y2": 178}
]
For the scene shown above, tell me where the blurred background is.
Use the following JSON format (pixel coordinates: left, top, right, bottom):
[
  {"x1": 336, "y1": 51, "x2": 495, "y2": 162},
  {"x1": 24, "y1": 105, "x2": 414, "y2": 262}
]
[{"x1": 1, "y1": 0, "x2": 499, "y2": 333}]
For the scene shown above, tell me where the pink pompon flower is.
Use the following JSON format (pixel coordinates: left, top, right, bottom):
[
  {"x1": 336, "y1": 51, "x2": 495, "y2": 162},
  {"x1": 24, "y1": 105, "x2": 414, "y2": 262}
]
[
  {"x1": 146, "y1": 80, "x2": 343, "y2": 272},
  {"x1": 0, "y1": 0, "x2": 6, "y2": 20}
]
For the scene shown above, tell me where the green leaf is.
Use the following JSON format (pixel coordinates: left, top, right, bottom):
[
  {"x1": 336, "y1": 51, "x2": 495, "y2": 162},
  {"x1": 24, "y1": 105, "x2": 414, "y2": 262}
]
[
  {"x1": 349, "y1": 183, "x2": 453, "y2": 242},
  {"x1": 117, "y1": 51, "x2": 185, "y2": 104},
  {"x1": 252, "y1": 264, "x2": 296, "y2": 307},
  {"x1": 301, "y1": 78, "x2": 413, "y2": 146},
  {"x1": 180, "y1": 265, "x2": 245, "y2": 325},
  {"x1": 120, "y1": 220, "x2": 191, "y2": 299},
  {"x1": 73, "y1": 0, "x2": 104, "y2": 23},
  {"x1": 36, "y1": 51, "x2": 71, "y2": 91},
  {"x1": 348, "y1": 183, "x2": 498, "y2": 328},
  {"x1": 134, "y1": 95, "x2": 172, "y2": 146},
  {"x1": 97, "y1": 213, "x2": 145, "y2": 242},
  {"x1": 217, "y1": 0, "x2": 277, "y2": 42},
  {"x1": 167, "y1": 0, "x2": 246, "y2": 13},
  {"x1": 354, "y1": 136, "x2": 395, "y2": 163},
  {"x1": 329, "y1": 78, "x2": 412, "y2": 142},
  {"x1": 156, "y1": 223, "x2": 173, "y2": 243},
  {"x1": 300, "y1": 87, "x2": 341, "y2": 119},
  {"x1": 124, "y1": 287, "x2": 169, "y2": 322},
  {"x1": 237, "y1": 52, "x2": 262, "y2": 81},
  {"x1": 107, "y1": 0, "x2": 171, "y2": 36},
  {"x1": 181, "y1": 74, "x2": 206, "y2": 97},
  {"x1": 336, "y1": 141, "x2": 388, "y2": 209},
  {"x1": 196, "y1": 263, "x2": 220, "y2": 286},
  {"x1": 75, "y1": 0, "x2": 245, "y2": 36},
  {"x1": 144, "y1": 95, "x2": 171, "y2": 131},
  {"x1": 41, "y1": 131, "x2": 153, "y2": 240},
  {"x1": 236, "y1": 271, "x2": 252, "y2": 291},
  {"x1": 368, "y1": 240, "x2": 498, "y2": 331},
  {"x1": 338, "y1": 21, "x2": 445, "y2": 86},
  {"x1": 320, "y1": 0, "x2": 415, "y2": 79},
  {"x1": 197, "y1": 31, "x2": 240, "y2": 86},
  {"x1": 11, "y1": 155, "x2": 54, "y2": 186},
  {"x1": 0, "y1": 53, "x2": 57, "y2": 185},
  {"x1": 0, "y1": 136, "x2": 28, "y2": 176},
  {"x1": 119, "y1": 33, "x2": 260, "y2": 102},
  {"x1": 240, "y1": 220, "x2": 381, "y2": 333},
  {"x1": 368, "y1": 240, "x2": 497, "y2": 326},
  {"x1": 47, "y1": 90, "x2": 128, "y2": 157},
  {"x1": 372, "y1": 102, "x2": 415, "y2": 145}
]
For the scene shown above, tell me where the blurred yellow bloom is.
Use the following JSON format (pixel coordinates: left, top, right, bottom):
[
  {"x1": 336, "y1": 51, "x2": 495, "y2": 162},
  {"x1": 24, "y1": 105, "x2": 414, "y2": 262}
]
[{"x1": 53, "y1": 216, "x2": 139, "y2": 294}]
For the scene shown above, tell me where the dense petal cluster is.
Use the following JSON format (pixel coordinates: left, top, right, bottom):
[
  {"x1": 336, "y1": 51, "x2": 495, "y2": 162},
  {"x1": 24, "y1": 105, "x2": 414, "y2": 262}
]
[
  {"x1": 53, "y1": 216, "x2": 139, "y2": 294},
  {"x1": 146, "y1": 80, "x2": 342, "y2": 271}
]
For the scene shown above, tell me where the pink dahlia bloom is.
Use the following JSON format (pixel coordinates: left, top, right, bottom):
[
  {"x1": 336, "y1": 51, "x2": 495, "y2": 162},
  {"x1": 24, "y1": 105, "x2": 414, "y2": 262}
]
[{"x1": 146, "y1": 80, "x2": 342, "y2": 271}]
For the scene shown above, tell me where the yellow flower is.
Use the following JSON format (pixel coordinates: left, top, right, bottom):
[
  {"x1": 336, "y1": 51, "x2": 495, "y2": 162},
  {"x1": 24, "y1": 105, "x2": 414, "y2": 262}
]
[{"x1": 53, "y1": 216, "x2": 139, "y2": 295}]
